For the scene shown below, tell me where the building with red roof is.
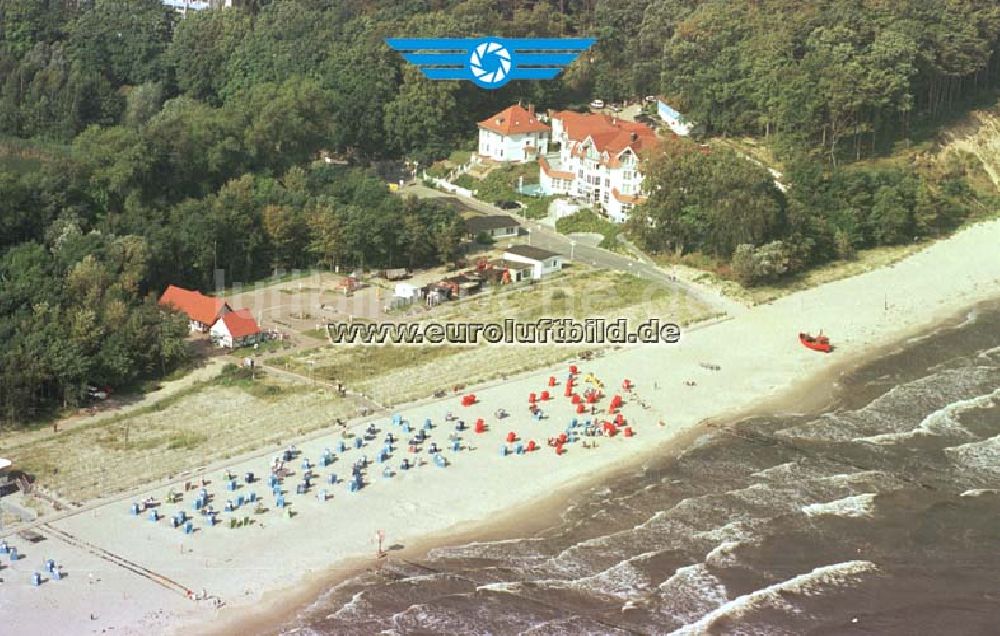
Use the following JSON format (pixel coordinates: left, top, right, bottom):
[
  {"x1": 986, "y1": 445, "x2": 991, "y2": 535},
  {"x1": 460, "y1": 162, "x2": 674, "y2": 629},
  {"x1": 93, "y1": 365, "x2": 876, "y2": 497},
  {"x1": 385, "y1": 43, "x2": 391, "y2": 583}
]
[
  {"x1": 209, "y1": 308, "x2": 263, "y2": 349},
  {"x1": 477, "y1": 104, "x2": 550, "y2": 163},
  {"x1": 539, "y1": 111, "x2": 661, "y2": 223},
  {"x1": 158, "y1": 285, "x2": 231, "y2": 332}
]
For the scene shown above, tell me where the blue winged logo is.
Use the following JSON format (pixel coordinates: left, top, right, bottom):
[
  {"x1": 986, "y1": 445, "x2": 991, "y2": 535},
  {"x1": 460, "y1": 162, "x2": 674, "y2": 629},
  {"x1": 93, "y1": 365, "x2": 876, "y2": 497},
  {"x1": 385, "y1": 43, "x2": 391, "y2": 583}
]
[{"x1": 385, "y1": 37, "x2": 596, "y2": 90}]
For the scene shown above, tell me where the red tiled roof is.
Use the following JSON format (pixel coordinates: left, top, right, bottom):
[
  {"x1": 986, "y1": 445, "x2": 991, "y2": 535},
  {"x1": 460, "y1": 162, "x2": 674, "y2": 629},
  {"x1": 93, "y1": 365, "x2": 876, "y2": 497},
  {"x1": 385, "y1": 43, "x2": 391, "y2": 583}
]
[
  {"x1": 479, "y1": 104, "x2": 551, "y2": 136},
  {"x1": 159, "y1": 285, "x2": 229, "y2": 326},
  {"x1": 549, "y1": 111, "x2": 660, "y2": 164},
  {"x1": 219, "y1": 309, "x2": 261, "y2": 339}
]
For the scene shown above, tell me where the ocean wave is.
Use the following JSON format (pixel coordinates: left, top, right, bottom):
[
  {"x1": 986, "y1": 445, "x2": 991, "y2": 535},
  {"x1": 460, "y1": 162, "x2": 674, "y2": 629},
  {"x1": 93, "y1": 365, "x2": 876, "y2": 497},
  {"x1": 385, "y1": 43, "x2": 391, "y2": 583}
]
[
  {"x1": 801, "y1": 493, "x2": 876, "y2": 518},
  {"x1": 944, "y1": 434, "x2": 1000, "y2": 476},
  {"x1": 959, "y1": 488, "x2": 1000, "y2": 497},
  {"x1": 704, "y1": 540, "x2": 745, "y2": 569},
  {"x1": 853, "y1": 386, "x2": 999, "y2": 444},
  {"x1": 669, "y1": 560, "x2": 879, "y2": 635},
  {"x1": 656, "y1": 564, "x2": 730, "y2": 625},
  {"x1": 426, "y1": 537, "x2": 547, "y2": 561}
]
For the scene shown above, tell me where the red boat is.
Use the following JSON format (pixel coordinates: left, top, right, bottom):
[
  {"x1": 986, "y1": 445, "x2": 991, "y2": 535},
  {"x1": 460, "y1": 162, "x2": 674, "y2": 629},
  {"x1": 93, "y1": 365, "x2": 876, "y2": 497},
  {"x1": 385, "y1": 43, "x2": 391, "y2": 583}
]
[{"x1": 799, "y1": 331, "x2": 832, "y2": 353}]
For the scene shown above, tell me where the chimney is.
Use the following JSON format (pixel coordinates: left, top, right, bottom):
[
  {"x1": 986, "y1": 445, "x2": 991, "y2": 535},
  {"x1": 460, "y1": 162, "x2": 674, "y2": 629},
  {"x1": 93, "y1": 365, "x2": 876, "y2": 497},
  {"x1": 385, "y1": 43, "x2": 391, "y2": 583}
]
[
  {"x1": 528, "y1": 104, "x2": 535, "y2": 117},
  {"x1": 630, "y1": 132, "x2": 638, "y2": 143}
]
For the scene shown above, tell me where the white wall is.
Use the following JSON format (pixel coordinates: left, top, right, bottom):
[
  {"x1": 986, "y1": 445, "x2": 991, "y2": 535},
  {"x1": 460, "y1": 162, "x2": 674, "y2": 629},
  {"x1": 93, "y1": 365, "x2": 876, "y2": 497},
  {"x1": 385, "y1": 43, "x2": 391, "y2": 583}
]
[
  {"x1": 210, "y1": 321, "x2": 234, "y2": 348},
  {"x1": 539, "y1": 116, "x2": 646, "y2": 223},
  {"x1": 478, "y1": 129, "x2": 549, "y2": 162},
  {"x1": 657, "y1": 100, "x2": 692, "y2": 136},
  {"x1": 503, "y1": 252, "x2": 563, "y2": 279}
]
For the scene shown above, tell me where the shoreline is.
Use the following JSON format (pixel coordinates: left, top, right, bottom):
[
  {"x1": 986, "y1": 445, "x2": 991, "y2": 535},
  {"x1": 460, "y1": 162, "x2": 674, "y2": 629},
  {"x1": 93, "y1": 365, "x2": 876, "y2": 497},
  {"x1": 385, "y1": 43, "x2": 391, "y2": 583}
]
[
  {"x1": 2, "y1": 219, "x2": 1000, "y2": 636},
  {"x1": 206, "y1": 296, "x2": 996, "y2": 636}
]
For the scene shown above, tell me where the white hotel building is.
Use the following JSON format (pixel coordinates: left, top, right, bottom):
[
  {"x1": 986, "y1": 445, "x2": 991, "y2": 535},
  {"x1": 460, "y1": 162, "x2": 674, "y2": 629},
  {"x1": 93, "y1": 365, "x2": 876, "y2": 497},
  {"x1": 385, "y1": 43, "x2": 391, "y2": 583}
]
[{"x1": 538, "y1": 110, "x2": 659, "y2": 223}]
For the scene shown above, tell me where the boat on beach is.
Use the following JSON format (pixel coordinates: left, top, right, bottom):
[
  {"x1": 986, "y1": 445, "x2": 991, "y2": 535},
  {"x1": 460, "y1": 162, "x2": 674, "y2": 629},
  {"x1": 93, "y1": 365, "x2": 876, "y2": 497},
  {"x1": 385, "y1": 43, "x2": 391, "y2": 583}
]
[{"x1": 799, "y1": 331, "x2": 832, "y2": 353}]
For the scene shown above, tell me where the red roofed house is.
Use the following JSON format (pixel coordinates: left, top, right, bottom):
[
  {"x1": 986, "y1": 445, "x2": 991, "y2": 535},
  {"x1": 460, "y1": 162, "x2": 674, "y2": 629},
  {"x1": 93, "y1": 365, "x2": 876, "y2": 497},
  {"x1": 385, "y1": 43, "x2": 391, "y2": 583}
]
[
  {"x1": 539, "y1": 111, "x2": 661, "y2": 223},
  {"x1": 159, "y1": 285, "x2": 230, "y2": 332},
  {"x1": 478, "y1": 104, "x2": 550, "y2": 163},
  {"x1": 210, "y1": 308, "x2": 263, "y2": 349}
]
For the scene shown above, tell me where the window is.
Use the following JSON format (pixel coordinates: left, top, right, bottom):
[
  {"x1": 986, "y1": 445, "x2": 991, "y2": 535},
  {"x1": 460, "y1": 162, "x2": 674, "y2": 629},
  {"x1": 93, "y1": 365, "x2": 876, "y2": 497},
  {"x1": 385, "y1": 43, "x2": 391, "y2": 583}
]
[{"x1": 604, "y1": 178, "x2": 610, "y2": 187}]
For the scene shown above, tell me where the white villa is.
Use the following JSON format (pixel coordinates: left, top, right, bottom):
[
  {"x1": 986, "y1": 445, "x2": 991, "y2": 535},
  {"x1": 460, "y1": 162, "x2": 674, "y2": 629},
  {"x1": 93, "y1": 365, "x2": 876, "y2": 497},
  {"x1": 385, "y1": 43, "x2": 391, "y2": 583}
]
[
  {"x1": 538, "y1": 111, "x2": 660, "y2": 223},
  {"x1": 477, "y1": 104, "x2": 550, "y2": 163}
]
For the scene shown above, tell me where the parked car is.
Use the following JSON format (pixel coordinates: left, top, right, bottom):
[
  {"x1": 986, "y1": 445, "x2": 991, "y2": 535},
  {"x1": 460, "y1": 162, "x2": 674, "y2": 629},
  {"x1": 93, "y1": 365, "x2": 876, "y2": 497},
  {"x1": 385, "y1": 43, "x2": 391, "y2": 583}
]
[
  {"x1": 495, "y1": 199, "x2": 521, "y2": 210},
  {"x1": 611, "y1": 104, "x2": 623, "y2": 112},
  {"x1": 589, "y1": 99, "x2": 605, "y2": 109},
  {"x1": 644, "y1": 95, "x2": 658, "y2": 103},
  {"x1": 86, "y1": 384, "x2": 111, "y2": 400}
]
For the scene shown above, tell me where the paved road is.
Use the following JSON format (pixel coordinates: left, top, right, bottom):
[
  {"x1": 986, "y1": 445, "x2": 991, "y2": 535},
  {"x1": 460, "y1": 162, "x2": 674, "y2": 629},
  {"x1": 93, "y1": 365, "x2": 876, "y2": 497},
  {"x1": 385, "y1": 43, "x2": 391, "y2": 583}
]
[{"x1": 401, "y1": 183, "x2": 747, "y2": 317}]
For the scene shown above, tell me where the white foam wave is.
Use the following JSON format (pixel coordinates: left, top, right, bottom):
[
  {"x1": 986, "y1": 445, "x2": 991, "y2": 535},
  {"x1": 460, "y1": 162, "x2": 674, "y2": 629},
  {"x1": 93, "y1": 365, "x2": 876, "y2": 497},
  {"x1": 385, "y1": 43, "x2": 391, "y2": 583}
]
[
  {"x1": 572, "y1": 556, "x2": 655, "y2": 598},
  {"x1": 475, "y1": 581, "x2": 522, "y2": 593},
  {"x1": 945, "y1": 434, "x2": 1000, "y2": 475},
  {"x1": 801, "y1": 493, "x2": 876, "y2": 518},
  {"x1": 657, "y1": 564, "x2": 730, "y2": 624},
  {"x1": 854, "y1": 387, "x2": 999, "y2": 444},
  {"x1": 669, "y1": 560, "x2": 879, "y2": 635},
  {"x1": 704, "y1": 540, "x2": 743, "y2": 569},
  {"x1": 960, "y1": 488, "x2": 1000, "y2": 497}
]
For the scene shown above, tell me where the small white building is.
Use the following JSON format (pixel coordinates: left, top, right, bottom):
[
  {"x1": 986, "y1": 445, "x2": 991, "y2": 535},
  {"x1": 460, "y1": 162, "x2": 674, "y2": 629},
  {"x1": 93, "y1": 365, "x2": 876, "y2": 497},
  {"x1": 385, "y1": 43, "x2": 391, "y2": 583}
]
[
  {"x1": 656, "y1": 99, "x2": 692, "y2": 136},
  {"x1": 394, "y1": 282, "x2": 422, "y2": 300},
  {"x1": 465, "y1": 215, "x2": 521, "y2": 240},
  {"x1": 478, "y1": 104, "x2": 550, "y2": 163},
  {"x1": 503, "y1": 245, "x2": 563, "y2": 280},
  {"x1": 210, "y1": 308, "x2": 263, "y2": 349}
]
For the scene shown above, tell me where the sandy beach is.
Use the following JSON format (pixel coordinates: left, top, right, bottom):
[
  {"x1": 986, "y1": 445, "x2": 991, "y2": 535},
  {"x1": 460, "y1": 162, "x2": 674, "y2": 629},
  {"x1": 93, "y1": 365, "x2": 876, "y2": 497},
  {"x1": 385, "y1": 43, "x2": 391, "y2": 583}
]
[{"x1": 2, "y1": 219, "x2": 1000, "y2": 636}]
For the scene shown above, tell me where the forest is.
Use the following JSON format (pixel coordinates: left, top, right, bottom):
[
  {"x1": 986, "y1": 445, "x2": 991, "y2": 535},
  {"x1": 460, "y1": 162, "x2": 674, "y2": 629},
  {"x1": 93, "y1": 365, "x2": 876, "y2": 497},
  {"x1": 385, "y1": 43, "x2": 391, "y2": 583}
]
[{"x1": 2, "y1": 0, "x2": 999, "y2": 422}]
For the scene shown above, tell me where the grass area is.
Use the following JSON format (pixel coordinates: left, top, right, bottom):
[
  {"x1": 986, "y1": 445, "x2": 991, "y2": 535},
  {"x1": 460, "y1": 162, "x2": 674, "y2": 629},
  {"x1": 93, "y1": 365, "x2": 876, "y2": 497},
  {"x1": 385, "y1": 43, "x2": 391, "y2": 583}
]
[
  {"x1": 555, "y1": 209, "x2": 622, "y2": 249},
  {"x1": 283, "y1": 266, "x2": 713, "y2": 406},
  {"x1": 226, "y1": 339, "x2": 296, "y2": 357},
  {"x1": 300, "y1": 328, "x2": 330, "y2": 340},
  {"x1": 1, "y1": 368, "x2": 360, "y2": 503},
  {"x1": 449, "y1": 149, "x2": 472, "y2": 165},
  {"x1": 654, "y1": 240, "x2": 933, "y2": 306}
]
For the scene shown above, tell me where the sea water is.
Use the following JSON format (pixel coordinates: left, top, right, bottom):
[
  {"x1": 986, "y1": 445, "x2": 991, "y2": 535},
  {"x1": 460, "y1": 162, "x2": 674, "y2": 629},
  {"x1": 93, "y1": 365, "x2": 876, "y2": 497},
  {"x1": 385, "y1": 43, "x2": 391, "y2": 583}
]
[{"x1": 279, "y1": 300, "x2": 1000, "y2": 635}]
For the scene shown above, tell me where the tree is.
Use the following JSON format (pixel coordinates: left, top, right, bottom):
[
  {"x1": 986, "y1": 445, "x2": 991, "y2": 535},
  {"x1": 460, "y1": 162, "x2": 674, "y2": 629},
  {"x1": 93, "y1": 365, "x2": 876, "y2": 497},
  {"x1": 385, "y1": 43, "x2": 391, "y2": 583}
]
[
  {"x1": 68, "y1": 0, "x2": 173, "y2": 87},
  {"x1": 262, "y1": 204, "x2": 307, "y2": 270},
  {"x1": 306, "y1": 199, "x2": 343, "y2": 271},
  {"x1": 383, "y1": 67, "x2": 461, "y2": 163},
  {"x1": 631, "y1": 142, "x2": 785, "y2": 258}
]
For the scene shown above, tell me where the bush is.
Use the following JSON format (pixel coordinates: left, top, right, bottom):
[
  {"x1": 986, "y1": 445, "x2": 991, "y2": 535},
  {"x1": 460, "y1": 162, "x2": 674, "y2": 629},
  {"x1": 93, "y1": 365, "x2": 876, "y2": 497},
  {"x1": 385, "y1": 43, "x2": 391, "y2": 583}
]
[
  {"x1": 730, "y1": 241, "x2": 789, "y2": 286},
  {"x1": 555, "y1": 208, "x2": 621, "y2": 247}
]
